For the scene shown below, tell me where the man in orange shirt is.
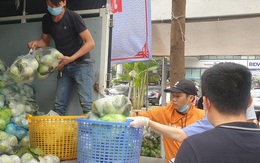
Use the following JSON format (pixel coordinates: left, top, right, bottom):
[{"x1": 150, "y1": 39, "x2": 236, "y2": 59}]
[{"x1": 128, "y1": 79, "x2": 204, "y2": 162}]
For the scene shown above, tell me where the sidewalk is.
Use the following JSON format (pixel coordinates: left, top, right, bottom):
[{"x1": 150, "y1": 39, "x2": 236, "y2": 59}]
[{"x1": 61, "y1": 156, "x2": 165, "y2": 163}]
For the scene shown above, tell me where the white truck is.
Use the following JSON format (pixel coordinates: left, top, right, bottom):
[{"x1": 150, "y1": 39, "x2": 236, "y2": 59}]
[{"x1": 0, "y1": 0, "x2": 110, "y2": 114}]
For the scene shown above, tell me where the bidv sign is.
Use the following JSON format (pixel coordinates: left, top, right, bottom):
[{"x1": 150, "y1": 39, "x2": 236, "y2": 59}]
[{"x1": 248, "y1": 61, "x2": 260, "y2": 69}]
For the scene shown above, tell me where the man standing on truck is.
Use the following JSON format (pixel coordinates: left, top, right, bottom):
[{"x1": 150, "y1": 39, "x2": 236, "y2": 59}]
[{"x1": 28, "y1": 0, "x2": 95, "y2": 115}]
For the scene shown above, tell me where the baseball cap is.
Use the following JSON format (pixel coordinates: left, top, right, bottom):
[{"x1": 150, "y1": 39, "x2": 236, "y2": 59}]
[{"x1": 164, "y1": 79, "x2": 198, "y2": 95}]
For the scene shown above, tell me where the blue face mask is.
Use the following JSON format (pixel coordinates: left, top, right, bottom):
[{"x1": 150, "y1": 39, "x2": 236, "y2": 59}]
[
  {"x1": 177, "y1": 96, "x2": 191, "y2": 113},
  {"x1": 178, "y1": 104, "x2": 189, "y2": 113},
  {"x1": 47, "y1": 5, "x2": 63, "y2": 16}
]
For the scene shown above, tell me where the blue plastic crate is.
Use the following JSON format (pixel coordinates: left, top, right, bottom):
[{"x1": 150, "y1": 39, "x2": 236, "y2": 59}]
[{"x1": 76, "y1": 118, "x2": 144, "y2": 163}]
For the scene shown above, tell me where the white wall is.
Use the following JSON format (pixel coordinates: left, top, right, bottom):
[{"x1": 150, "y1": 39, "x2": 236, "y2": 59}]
[{"x1": 151, "y1": 0, "x2": 260, "y2": 20}]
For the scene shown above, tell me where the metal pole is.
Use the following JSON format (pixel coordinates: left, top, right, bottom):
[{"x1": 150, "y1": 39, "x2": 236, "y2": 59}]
[
  {"x1": 161, "y1": 57, "x2": 167, "y2": 106},
  {"x1": 106, "y1": 14, "x2": 113, "y2": 94}
]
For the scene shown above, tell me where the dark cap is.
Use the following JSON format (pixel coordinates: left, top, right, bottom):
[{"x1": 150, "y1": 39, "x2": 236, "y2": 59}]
[{"x1": 164, "y1": 79, "x2": 198, "y2": 95}]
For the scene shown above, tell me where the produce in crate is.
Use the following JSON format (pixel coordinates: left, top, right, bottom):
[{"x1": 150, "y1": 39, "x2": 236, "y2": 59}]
[
  {"x1": 88, "y1": 95, "x2": 131, "y2": 121},
  {"x1": 98, "y1": 113, "x2": 127, "y2": 122},
  {"x1": 34, "y1": 47, "x2": 63, "y2": 79}
]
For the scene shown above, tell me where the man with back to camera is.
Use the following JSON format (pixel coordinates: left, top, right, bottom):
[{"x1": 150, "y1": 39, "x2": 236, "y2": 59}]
[
  {"x1": 174, "y1": 62, "x2": 260, "y2": 163},
  {"x1": 27, "y1": 0, "x2": 95, "y2": 115}
]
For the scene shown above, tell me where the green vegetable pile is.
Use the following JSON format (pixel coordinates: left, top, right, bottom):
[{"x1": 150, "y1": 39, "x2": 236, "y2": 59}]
[
  {"x1": 86, "y1": 95, "x2": 132, "y2": 122},
  {"x1": 0, "y1": 59, "x2": 62, "y2": 162},
  {"x1": 141, "y1": 126, "x2": 161, "y2": 158}
]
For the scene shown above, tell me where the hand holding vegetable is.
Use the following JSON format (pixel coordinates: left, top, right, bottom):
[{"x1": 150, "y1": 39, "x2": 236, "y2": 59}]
[
  {"x1": 56, "y1": 56, "x2": 73, "y2": 70},
  {"x1": 127, "y1": 116, "x2": 149, "y2": 128}
]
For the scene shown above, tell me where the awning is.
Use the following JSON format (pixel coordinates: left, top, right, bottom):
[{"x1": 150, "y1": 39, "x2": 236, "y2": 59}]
[{"x1": 152, "y1": 16, "x2": 260, "y2": 57}]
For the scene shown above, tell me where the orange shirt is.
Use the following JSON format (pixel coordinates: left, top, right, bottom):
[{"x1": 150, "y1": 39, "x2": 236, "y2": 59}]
[{"x1": 137, "y1": 101, "x2": 205, "y2": 162}]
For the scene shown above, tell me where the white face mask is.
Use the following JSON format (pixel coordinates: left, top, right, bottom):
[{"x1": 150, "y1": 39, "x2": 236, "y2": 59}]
[{"x1": 203, "y1": 98, "x2": 210, "y2": 117}]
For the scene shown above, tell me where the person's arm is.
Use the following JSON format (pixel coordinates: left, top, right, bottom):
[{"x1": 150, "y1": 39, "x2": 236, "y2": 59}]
[
  {"x1": 127, "y1": 117, "x2": 188, "y2": 142},
  {"x1": 148, "y1": 120, "x2": 188, "y2": 142},
  {"x1": 56, "y1": 29, "x2": 95, "y2": 70},
  {"x1": 27, "y1": 33, "x2": 51, "y2": 49},
  {"x1": 127, "y1": 116, "x2": 213, "y2": 143}
]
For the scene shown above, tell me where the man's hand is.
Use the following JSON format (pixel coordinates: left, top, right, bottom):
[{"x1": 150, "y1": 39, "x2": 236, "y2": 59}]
[
  {"x1": 27, "y1": 41, "x2": 38, "y2": 49},
  {"x1": 56, "y1": 56, "x2": 73, "y2": 70},
  {"x1": 127, "y1": 116, "x2": 149, "y2": 128}
]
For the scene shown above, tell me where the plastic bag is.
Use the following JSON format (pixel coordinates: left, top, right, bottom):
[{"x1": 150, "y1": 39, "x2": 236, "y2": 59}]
[
  {"x1": 34, "y1": 47, "x2": 63, "y2": 79},
  {"x1": 4, "y1": 122, "x2": 28, "y2": 140},
  {"x1": 8, "y1": 50, "x2": 39, "y2": 83},
  {"x1": 91, "y1": 95, "x2": 131, "y2": 118}
]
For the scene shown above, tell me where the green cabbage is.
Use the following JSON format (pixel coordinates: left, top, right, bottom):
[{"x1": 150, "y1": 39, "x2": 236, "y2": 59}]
[
  {"x1": 34, "y1": 47, "x2": 63, "y2": 79},
  {"x1": 91, "y1": 95, "x2": 131, "y2": 118},
  {"x1": 98, "y1": 114, "x2": 127, "y2": 122}
]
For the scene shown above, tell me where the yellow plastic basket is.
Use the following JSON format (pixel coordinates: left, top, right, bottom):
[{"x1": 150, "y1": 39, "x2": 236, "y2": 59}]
[{"x1": 26, "y1": 114, "x2": 85, "y2": 160}]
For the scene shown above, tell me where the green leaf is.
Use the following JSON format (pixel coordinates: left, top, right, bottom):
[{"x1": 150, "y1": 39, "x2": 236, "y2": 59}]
[{"x1": 29, "y1": 146, "x2": 45, "y2": 156}]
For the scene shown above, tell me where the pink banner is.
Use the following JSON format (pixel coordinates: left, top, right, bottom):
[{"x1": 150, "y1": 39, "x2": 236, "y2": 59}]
[{"x1": 110, "y1": 0, "x2": 152, "y2": 64}]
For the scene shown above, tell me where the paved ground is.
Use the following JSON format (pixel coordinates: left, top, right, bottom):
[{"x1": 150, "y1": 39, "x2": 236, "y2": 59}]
[{"x1": 61, "y1": 156, "x2": 165, "y2": 163}]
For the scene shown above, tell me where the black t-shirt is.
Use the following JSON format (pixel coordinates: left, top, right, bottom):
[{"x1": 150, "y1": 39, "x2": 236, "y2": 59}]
[
  {"x1": 42, "y1": 9, "x2": 89, "y2": 60},
  {"x1": 175, "y1": 122, "x2": 260, "y2": 163}
]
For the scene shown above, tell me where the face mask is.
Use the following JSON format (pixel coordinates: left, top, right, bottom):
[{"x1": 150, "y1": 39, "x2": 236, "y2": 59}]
[
  {"x1": 177, "y1": 96, "x2": 191, "y2": 113},
  {"x1": 178, "y1": 104, "x2": 189, "y2": 113},
  {"x1": 47, "y1": 5, "x2": 63, "y2": 16}
]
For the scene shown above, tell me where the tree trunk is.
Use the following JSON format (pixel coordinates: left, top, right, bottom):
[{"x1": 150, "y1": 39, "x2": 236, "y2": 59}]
[{"x1": 170, "y1": 0, "x2": 186, "y2": 87}]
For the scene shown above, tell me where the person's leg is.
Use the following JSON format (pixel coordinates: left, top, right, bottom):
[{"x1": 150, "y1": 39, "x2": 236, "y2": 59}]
[
  {"x1": 75, "y1": 62, "x2": 93, "y2": 114},
  {"x1": 54, "y1": 71, "x2": 74, "y2": 115}
]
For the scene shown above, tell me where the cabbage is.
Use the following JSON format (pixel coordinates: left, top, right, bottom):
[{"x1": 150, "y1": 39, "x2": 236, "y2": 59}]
[
  {"x1": 10, "y1": 66, "x2": 19, "y2": 76},
  {"x1": 0, "y1": 139, "x2": 9, "y2": 151},
  {"x1": 0, "y1": 108, "x2": 11, "y2": 129},
  {"x1": 28, "y1": 58, "x2": 39, "y2": 70},
  {"x1": 0, "y1": 60, "x2": 7, "y2": 72},
  {"x1": 8, "y1": 134, "x2": 18, "y2": 146},
  {"x1": 40, "y1": 154, "x2": 60, "y2": 163},
  {"x1": 8, "y1": 100, "x2": 25, "y2": 117},
  {"x1": 11, "y1": 112, "x2": 29, "y2": 128},
  {"x1": 20, "y1": 135, "x2": 29, "y2": 146},
  {"x1": 0, "y1": 154, "x2": 11, "y2": 163},
  {"x1": 40, "y1": 54, "x2": 53, "y2": 66},
  {"x1": 91, "y1": 95, "x2": 131, "y2": 118},
  {"x1": 10, "y1": 155, "x2": 21, "y2": 163},
  {"x1": 0, "y1": 94, "x2": 5, "y2": 108},
  {"x1": 8, "y1": 53, "x2": 39, "y2": 83},
  {"x1": 0, "y1": 119, "x2": 6, "y2": 130},
  {"x1": 0, "y1": 81, "x2": 6, "y2": 88},
  {"x1": 34, "y1": 47, "x2": 63, "y2": 79},
  {"x1": 0, "y1": 130, "x2": 19, "y2": 154},
  {"x1": 21, "y1": 153, "x2": 38, "y2": 163},
  {"x1": 0, "y1": 131, "x2": 8, "y2": 139},
  {"x1": 38, "y1": 65, "x2": 49, "y2": 74},
  {"x1": 98, "y1": 114, "x2": 127, "y2": 122}
]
